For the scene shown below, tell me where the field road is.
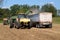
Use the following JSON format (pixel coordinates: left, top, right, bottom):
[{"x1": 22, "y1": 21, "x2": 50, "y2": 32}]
[{"x1": 0, "y1": 23, "x2": 60, "y2": 40}]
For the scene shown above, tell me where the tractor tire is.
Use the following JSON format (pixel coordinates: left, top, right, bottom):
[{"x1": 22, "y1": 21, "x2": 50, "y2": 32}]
[{"x1": 10, "y1": 23, "x2": 14, "y2": 28}]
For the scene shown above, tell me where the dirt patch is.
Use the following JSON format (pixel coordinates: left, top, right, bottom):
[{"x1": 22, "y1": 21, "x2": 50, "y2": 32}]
[{"x1": 0, "y1": 23, "x2": 60, "y2": 40}]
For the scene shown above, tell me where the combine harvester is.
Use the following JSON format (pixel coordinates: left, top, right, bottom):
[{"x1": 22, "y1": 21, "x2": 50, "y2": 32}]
[
  {"x1": 27, "y1": 12, "x2": 52, "y2": 28},
  {"x1": 10, "y1": 14, "x2": 32, "y2": 29}
]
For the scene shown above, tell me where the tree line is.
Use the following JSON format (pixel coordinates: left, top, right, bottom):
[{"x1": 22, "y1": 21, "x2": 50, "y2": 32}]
[{"x1": 0, "y1": 3, "x2": 57, "y2": 19}]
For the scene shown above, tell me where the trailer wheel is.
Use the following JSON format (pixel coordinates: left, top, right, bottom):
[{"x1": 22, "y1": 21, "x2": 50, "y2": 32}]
[
  {"x1": 36, "y1": 24, "x2": 40, "y2": 28},
  {"x1": 45, "y1": 24, "x2": 52, "y2": 28},
  {"x1": 45, "y1": 25, "x2": 49, "y2": 28}
]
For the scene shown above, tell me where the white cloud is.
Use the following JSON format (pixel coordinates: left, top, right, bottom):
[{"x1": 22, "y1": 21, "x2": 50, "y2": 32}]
[
  {"x1": 49, "y1": 2, "x2": 54, "y2": 4},
  {"x1": 2, "y1": 6, "x2": 10, "y2": 9}
]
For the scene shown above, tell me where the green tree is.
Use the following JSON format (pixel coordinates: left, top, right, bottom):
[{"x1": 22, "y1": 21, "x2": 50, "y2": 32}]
[
  {"x1": 0, "y1": 8, "x2": 3, "y2": 18},
  {"x1": 41, "y1": 4, "x2": 57, "y2": 17},
  {"x1": 10, "y1": 4, "x2": 20, "y2": 16},
  {"x1": 31, "y1": 5, "x2": 40, "y2": 9},
  {"x1": 0, "y1": 8, "x2": 10, "y2": 18},
  {"x1": 17, "y1": 5, "x2": 30, "y2": 14},
  {"x1": 2, "y1": 8, "x2": 10, "y2": 18}
]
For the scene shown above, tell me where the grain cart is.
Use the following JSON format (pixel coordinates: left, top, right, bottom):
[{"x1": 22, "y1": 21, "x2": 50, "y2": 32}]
[
  {"x1": 10, "y1": 14, "x2": 32, "y2": 29},
  {"x1": 28, "y1": 12, "x2": 52, "y2": 28},
  {"x1": 3, "y1": 18, "x2": 8, "y2": 25}
]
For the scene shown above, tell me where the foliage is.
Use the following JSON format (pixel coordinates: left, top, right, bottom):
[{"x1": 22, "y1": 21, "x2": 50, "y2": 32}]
[
  {"x1": 31, "y1": 5, "x2": 40, "y2": 9},
  {"x1": 41, "y1": 4, "x2": 57, "y2": 17},
  {"x1": 0, "y1": 4, "x2": 58, "y2": 19},
  {"x1": 0, "y1": 8, "x2": 10, "y2": 18},
  {"x1": 17, "y1": 5, "x2": 30, "y2": 13},
  {"x1": 10, "y1": 4, "x2": 20, "y2": 16},
  {"x1": 53, "y1": 17, "x2": 60, "y2": 24}
]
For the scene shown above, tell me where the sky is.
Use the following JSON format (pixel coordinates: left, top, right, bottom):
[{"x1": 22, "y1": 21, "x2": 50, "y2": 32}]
[{"x1": 1, "y1": 0, "x2": 60, "y2": 9}]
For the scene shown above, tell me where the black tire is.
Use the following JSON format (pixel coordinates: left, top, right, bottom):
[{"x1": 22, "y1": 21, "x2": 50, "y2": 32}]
[
  {"x1": 20, "y1": 22, "x2": 25, "y2": 29},
  {"x1": 45, "y1": 24, "x2": 52, "y2": 28},
  {"x1": 36, "y1": 23, "x2": 42, "y2": 28},
  {"x1": 28, "y1": 25, "x2": 31, "y2": 29},
  {"x1": 21, "y1": 25, "x2": 25, "y2": 29},
  {"x1": 45, "y1": 25, "x2": 49, "y2": 28},
  {"x1": 36, "y1": 24, "x2": 40, "y2": 28},
  {"x1": 10, "y1": 24, "x2": 14, "y2": 28},
  {"x1": 28, "y1": 22, "x2": 32, "y2": 29}
]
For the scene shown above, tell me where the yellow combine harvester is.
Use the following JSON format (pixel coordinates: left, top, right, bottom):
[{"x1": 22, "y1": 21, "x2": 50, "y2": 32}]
[{"x1": 10, "y1": 14, "x2": 32, "y2": 29}]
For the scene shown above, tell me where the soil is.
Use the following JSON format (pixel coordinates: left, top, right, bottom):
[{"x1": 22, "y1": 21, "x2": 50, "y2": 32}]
[{"x1": 0, "y1": 23, "x2": 60, "y2": 40}]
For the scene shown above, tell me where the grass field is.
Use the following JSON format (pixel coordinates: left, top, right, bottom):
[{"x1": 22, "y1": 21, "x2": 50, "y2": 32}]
[
  {"x1": 0, "y1": 20, "x2": 3, "y2": 23},
  {"x1": 53, "y1": 17, "x2": 60, "y2": 24}
]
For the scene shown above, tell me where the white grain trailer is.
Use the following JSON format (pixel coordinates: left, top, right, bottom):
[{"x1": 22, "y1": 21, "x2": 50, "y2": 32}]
[{"x1": 28, "y1": 12, "x2": 52, "y2": 28}]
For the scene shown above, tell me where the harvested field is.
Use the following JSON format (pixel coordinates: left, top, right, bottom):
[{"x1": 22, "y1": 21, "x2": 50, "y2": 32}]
[{"x1": 0, "y1": 23, "x2": 60, "y2": 40}]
